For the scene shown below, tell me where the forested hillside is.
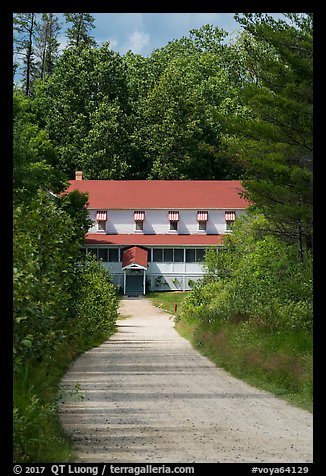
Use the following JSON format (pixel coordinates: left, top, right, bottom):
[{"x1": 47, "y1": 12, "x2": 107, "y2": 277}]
[{"x1": 13, "y1": 12, "x2": 313, "y2": 461}]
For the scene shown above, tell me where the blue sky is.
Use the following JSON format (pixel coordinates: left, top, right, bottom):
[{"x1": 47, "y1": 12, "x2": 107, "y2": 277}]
[
  {"x1": 14, "y1": 12, "x2": 287, "y2": 83},
  {"x1": 56, "y1": 13, "x2": 286, "y2": 56}
]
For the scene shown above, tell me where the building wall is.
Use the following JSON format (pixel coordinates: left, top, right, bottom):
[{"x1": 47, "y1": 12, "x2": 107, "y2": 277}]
[
  {"x1": 84, "y1": 246, "x2": 209, "y2": 292},
  {"x1": 87, "y1": 208, "x2": 246, "y2": 235}
]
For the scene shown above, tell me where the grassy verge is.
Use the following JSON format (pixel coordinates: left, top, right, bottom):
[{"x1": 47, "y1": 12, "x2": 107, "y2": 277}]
[
  {"x1": 13, "y1": 328, "x2": 117, "y2": 463},
  {"x1": 146, "y1": 292, "x2": 313, "y2": 413},
  {"x1": 146, "y1": 290, "x2": 189, "y2": 315}
]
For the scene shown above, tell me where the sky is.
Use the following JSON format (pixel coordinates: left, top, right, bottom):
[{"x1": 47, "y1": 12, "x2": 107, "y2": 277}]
[
  {"x1": 14, "y1": 12, "x2": 287, "y2": 83},
  {"x1": 56, "y1": 12, "x2": 285, "y2": 56}
]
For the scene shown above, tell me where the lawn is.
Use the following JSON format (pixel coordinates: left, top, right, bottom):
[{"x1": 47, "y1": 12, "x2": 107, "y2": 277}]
[{"x1": 146, "y1": 290, "x2": 188, "y2": 315}]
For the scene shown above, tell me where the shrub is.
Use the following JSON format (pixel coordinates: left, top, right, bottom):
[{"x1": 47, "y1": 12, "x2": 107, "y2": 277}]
[{"x1": 74, "y1": 257, "x2": 119, "y2": 343}]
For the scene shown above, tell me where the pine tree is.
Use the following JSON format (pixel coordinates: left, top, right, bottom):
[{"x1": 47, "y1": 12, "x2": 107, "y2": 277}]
[
  {"x1": 64, "y1": 13, "x2": 96, "y2": 49},
  {"x1": 13, "y1": 13, "x2": 37, "y2": 96},
  {"x1": 34, "y1": 13, "x2": 61, "y2": 81},
  {"x1": 223, "y1": 13, "x2": 313, "y2": 260}
]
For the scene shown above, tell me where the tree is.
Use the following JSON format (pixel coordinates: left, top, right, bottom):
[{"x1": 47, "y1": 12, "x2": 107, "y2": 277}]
[
  {"x1": 126, "y1": 25, "x2": 247, "y2": 180},
  {"x1": 64, "y1": 13, "x2": 96, "y2": 49},
  {"x1": 220, "y1": 13, "x2": 313, "y2": 260},
  {"x1": 133, "y1": 50, "x2": 243, "y2": 179},
  {"x1": 13, "y1": 13, "x2": 37, "y2": 96},
  {"x1": 33, "y1": 43, "x2": 130, "y2": 179},
  {"x1": 13, "y1": 92, "x2": 67, "y2": 201},
  {"x1": 34, "y1": 13, "x2": 61, "y2": 81}
]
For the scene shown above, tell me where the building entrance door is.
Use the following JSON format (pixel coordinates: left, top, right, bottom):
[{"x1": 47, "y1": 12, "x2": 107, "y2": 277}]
[{"x1": 125, "y1": 272, "x2": 144, "y2": 296}]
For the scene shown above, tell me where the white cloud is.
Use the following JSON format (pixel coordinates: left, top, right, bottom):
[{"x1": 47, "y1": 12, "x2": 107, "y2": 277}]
[{"x1": 122, "y1": 30, "x2": 150, "y2": 54}]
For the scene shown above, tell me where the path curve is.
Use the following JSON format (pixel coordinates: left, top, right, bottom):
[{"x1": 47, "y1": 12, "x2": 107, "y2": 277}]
[{"x1": 59, "y1": 297, "x2": 313, "y2": 463}]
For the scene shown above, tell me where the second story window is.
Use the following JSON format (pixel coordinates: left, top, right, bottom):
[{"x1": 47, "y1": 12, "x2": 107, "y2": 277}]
[
  {"x1": 197, "y1": 211, "x2": 208, "y2": 231},
  {"x1": 96, "y1": 210, "x2": 107, "y2": 232},
  {"x1": 225, "y1": 211, "x2": 236, "y2": 231},
  {"x1": 134, "y1": 211, "x2": 145, "y2": 232},
  {"x1": 168, "y1": 211, "x2": 179, "y2": 231}
]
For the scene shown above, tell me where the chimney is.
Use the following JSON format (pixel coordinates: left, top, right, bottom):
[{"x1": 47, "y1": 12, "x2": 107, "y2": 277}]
[{"x1": 75, "y1": 170, "x2": 83, "y2": 181}]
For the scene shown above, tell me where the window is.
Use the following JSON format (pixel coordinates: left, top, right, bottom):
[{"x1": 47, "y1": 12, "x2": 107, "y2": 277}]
[
  {"x1": 186, "y1": 248, "x2": 206, "y2": 262},
  {"x1": 98, "y1": 249, "x2": 108, "y2": 262},
  {"x1": 186, "y1": 249, "x2": 196, "y2": 262},
  {"x1": 96, "y1": 211, "x2": 107, "y2": 232},
  {"x1": 195, "y1": 249, "x2": 205, "y2": 262},
  {"x1": 225, "y1": 211, "x2": 236, "y2": 230},
  {"x1": 198, "y1": 221, "x2": 207, "y2": 231},
  {"x1": 108, "y1": 248, "x2": 119, "y2": 262},
  {"x1": 168, "y1": 211, "x2": 179, "y2": 231},
  {"x1": 97, "y1": 220, "x2": 106, "y2": 231},
  {"x1": 226, "y1": 221, "x2": 234, "y2": 231},
  {"x1": 153, "y1": 249, "x2": 163, "y2": 262},
  {"x1": 169, "y1": 221, "x2": 178, "y2": 231},
  {"x1": 197, "y1": 211, "x2": 208, "y2": 231},
  {"x1": 134, "y1": 211, "x2": 145, "y2": 231},
  {"x1": 164, "y1": 249, "x2": 173, "y2": 262},
  {"x1": 173, "y1": 249, "x2": 184, "y2": 262}
]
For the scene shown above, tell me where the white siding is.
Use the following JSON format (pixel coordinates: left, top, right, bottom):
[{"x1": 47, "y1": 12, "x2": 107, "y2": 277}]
[{"x1": 88, "y1": 208, "x2": 246, "y2": 235}]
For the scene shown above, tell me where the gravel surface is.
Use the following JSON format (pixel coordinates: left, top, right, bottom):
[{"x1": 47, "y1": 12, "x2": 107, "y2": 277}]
[{"x1": 59, "y1": 297, "x2": 313, "y2": 463}]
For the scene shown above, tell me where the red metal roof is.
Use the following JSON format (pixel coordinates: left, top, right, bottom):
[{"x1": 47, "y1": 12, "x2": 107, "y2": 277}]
[
  {"x1": 85, "y1": 233, "x2": 224, "y2": 246},
  {"x1": 66, "y1": 180, "x2": 249, "y2": 210},
  {"x1": 122, "y1": 246, "x2": 148, "y2": 269}
]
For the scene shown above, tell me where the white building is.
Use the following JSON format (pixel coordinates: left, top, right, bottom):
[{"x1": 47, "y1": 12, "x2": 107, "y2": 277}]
[{"x1": 66, "y1": 173, "x2": 249, "y2": 295}]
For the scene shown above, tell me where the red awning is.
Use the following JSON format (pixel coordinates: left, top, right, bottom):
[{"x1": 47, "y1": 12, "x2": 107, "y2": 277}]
[
  {"x1": 168, "y1": 211, "x2": 179, "y2": 221},
  {"x1": 134, "y1": 211, "x2": 145, "y2": 221},
  {"x1": 96, "y1": 211, "x2": 107, "y2": 221},
  {"x1": 225, "y1": 211, "x2": 236, "y2": 221},
  {"x1": 122, "y1": 246, "x2": 148, "y2": 269},
  {"x1": 197, "y1": 211, "x2": 208, "y2": 221}
]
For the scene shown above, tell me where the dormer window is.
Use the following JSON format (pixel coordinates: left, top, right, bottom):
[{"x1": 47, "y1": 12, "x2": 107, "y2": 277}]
[
  {"x1": 134, "y1": 211, "x2": 145, "y2": 231},
  {"x1": 168, "y1": 211, "x2": 179, "y2": 231},
  {"x1": 225, "y1": 211, "x2": 236, "y2": 230},
  {"x1": 197, "y1": 211, "x2": 208, "y2": 231},
  {"x1": 96, "y1": 210, "x2": 107, "y2": 232}
]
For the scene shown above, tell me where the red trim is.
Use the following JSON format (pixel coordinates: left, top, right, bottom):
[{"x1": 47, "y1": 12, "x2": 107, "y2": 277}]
[{"x1": 85, "y1": 233, "x2": 224, "y2": 246}]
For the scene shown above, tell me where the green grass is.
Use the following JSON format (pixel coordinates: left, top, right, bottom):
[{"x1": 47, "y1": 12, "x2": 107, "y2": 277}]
[
  {"x1": 146, "y1": 292, "x2": 313, "y2": 413},
  {"x1": 146, "y1": 290, "x2": 189, "y2": 315}
]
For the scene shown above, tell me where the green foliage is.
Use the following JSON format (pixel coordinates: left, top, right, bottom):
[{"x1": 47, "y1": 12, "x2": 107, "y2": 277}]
[
  {"x1": 74, "y1": 257, "x2": 119, "y2": 344},
  {"x1": 189, "y1": 213, "x2": 313, "y2": 333},
  {"x1": 177, "y1": 213, "x2": 312, "y2": 411},
  {"x1": 13, "y1": 190, "x2": 119, "y2": 461},
  {"x1": 13, "y1": 92, "x2": 67, "y2": 199},
  {"x1": 13, "y1": 191, "x2": 79, "y2": 366},
  {"x1": 64, "y1": 13, "x2": 96, "y2": 49},
  {"x1": 220, "y1": 14, "x2": 313, "y2": 257},
  {"x1": 33, "y1": 43, "x2": 131, "y2": 179}
]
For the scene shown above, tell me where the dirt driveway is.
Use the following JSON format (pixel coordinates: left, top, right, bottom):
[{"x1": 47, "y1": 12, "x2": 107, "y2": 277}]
[{"x1": 59, "y1": 297, "x2": 313, "y2": 463}]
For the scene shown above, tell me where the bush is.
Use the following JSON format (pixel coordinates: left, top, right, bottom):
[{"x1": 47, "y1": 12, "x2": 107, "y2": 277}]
[
  {"x1": 13, "y1": 191, "x2": 119, "y2": 462},
  {"x1": 74, "y1": 258, "x2": 119, "y2": 343},
  {"x1": 180, "y1": 213, "x2": 313, "y2": 336}
]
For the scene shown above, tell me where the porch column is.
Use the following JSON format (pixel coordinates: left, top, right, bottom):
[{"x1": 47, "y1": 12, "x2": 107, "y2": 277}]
[
  {"x1": 123, "y1": 270, "x2": 126, "y2": 295},
  {"x1": 143, "y1": 270, "x2": 146, "y2": 295}
]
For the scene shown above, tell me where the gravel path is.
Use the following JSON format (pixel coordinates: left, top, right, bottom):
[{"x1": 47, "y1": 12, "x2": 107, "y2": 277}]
[{"x1": 59, "y1": 297, "x2": 313, "y2": 463}]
